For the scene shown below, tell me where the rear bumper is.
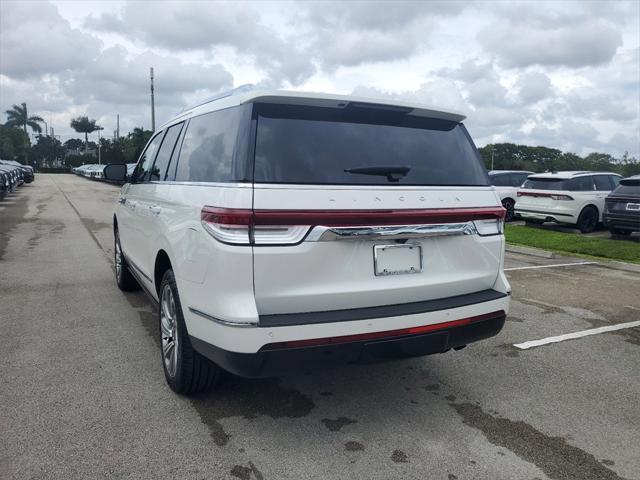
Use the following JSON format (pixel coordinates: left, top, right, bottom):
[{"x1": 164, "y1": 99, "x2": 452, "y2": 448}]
[
  {"x1": 603, "y1": 212, "x2": 640, "y2": 231},
  {"x1": 516, "y1": 207, "x2": 575, "y2": 224},
  {"x1": 191, "y1": 310, "x2": 506, "y2": 378}
]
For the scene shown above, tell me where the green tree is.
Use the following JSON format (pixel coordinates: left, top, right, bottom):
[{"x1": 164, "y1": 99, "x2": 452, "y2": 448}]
[
  {"x1": 478, "y1": 142, "x2": 638, "y2": 176},
  {"x1": 31, "y1": 134, "x2": 64, "y2": 168},
  {"x1": 98, "y1": 137, "x2": 126, "y2": 164},
  {"x1": 4, "y1": 102, "x2": 44, "y2": 166},
  {"x1": 70, "y1": 116, "x2": 101, "y2": 154},
  {"x1": 63, "y1": 138, "x2": 84, "y2": 151},
  {"x1": 4, "y1": 102, "x2": 44, "y2": 136},
  {"x1": 122, "y1": 127, "x2": 152, "y2": 163},
  {"x1": 0, "y1": 123, "x2": 30, "y2": 161}
]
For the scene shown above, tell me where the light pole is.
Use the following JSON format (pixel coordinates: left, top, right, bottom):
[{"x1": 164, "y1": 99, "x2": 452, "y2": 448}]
[
  {"x1": 97, "y1": 127, "x2": 105, "y2": 165},
  {"x1": 150, "y1": 67, "x2": 155, "y2": 132}
]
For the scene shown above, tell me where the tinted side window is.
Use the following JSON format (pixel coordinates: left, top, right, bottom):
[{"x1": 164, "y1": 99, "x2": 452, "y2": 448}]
[
  {"x1": 609, "y1": 175, "x2": 621, "y2": 189},
  {"x1": 149, "y1": 123, "x2": 183, "y2": 182},
  {"x1": 134, "y1": 133, "x2": 163, "y2": 183},
  {"x1": 568, "y1": 176, "x2": 594, "y2": 191},
  {"x1": 491, "y1": 174, "x2": 511, "y2": 186},
  {"x1": 594, "y1": 175, "x2": 611, "y2": 191},
  {"x1": 513, "y1": 173, "x2": 529, "y2": 186},
  {"x1": 174, "y1": 107, "x2": 244, "y2": 182}
]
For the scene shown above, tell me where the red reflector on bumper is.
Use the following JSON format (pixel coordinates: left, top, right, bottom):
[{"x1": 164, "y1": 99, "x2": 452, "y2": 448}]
[{"x1": 260, "y1": 310, "x2": 505, "y2": 351}]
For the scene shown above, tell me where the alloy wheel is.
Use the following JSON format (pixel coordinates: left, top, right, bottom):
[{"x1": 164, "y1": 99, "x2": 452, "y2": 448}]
[
  {"x1": 160, "y1": 283, "x2": 179, "y2": 378},
  {"x1": 115, "y1": 234, "x2": 122, "y2": 280}
]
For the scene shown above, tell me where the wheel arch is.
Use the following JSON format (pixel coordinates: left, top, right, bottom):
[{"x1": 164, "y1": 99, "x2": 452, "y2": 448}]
[
  {"x1": 580, "y1": 203, "x2": 600, "y2": 220},
  {"x1": 154, "y1": 250, "x2": 173, "y2": 297}
]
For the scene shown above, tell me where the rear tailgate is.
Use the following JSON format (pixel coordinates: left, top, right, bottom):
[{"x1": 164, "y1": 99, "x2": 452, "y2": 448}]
[
  {"x1": 249, "y1": 101, "x2": 503, "y2": 318},
  {"x1": 252, "y1": 186, "x2": 504, "y2": 315}
]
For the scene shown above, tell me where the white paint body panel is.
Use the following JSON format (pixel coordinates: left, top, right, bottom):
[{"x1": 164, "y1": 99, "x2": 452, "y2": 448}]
[
  {"x1": 116, "y1": 181, "x2": 510, "y2": 354},
  {"x1": 252, "y1": 185, "x2": 504, "y2": 315}
]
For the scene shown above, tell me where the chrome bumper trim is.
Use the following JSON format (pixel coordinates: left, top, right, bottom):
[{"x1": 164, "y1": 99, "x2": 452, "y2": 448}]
[
  {"x1": 305, "y1": 222, "x2": 476, "y2": 242},
  {"x1": 188, "y1": 307, "x2": 258, "y2": 328}
]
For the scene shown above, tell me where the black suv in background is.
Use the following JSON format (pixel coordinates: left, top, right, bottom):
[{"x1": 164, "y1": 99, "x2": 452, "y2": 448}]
[
  {"x1": 0, "y1": 169, "x2": 9, "y2": 199},
  {"x1": 0, "y1": 160, "x2": 34, "y2": 183},
  {"x1": 0, "y1": 164, "x2": 23, "y2": 190},
  {"x1": 604, "y1": 175, "x2": 640, "y2": 236}
]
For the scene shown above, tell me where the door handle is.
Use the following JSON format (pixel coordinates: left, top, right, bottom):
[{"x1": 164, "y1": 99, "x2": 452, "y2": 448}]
[
  {"x1": 149, "y1": 205, "x2": 161, "y2": 215},
  {"x1": 118, "y1": 196, "x2": 126, "y2": 204}
]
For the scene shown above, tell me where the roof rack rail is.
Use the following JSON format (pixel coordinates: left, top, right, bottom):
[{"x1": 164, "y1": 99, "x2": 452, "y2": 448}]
[{"x1": 179, "y1": 84, "x2": 256, "y2": 113}]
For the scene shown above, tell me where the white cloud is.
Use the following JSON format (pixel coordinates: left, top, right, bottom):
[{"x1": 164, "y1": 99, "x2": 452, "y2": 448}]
[
  {"x1": 479, "y1": 19, "x2": 622, "y2": 68},
  {"x1": 0, "y1": 0, "x2": 637, "y2": 158}
]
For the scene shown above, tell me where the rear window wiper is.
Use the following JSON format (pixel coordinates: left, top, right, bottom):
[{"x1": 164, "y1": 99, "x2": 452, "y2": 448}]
[{"x1": 344, "y1": 165, "x2": 411, "y2": 182}]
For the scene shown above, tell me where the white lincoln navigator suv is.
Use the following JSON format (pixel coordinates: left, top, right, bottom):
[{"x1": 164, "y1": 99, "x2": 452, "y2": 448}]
[
  {"x1": 104, "y1": 89, "x2": 511, "y2": 394},
  {"x1": 515, "y1": 171, "x2": 623, "y2": 233}
]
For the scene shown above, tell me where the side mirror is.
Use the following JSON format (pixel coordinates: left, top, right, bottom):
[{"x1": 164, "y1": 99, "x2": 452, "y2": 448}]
[{"x1": 103, "y1": 163, "x2": 127, "y2": 182}]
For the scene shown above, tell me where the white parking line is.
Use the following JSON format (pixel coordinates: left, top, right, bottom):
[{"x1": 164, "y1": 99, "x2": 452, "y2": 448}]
[
  {"x1": 505, "y1": 261, "x2": 598, "y2": 271},
  {"x1": 514, "y1": 320, "x2": 640, "y2": 350}
]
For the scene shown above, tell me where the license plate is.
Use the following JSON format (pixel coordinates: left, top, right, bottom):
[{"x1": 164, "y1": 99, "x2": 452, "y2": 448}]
[
  {"x1": 626, "y1": 203, "x2": 640, "y2": 211},
  {"x1": 374, "y1": 244, "x2": 422, "y2": 276}
]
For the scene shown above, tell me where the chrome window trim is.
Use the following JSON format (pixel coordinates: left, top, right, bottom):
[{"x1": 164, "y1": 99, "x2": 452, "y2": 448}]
[{"x1": 146, "y1": 181, "x2": 253, "y2": 188}]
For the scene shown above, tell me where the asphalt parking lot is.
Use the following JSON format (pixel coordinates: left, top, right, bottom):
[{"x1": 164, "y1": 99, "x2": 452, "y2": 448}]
[{"x1": 1, "y1": 174, "x2": 639, "y2": 480}]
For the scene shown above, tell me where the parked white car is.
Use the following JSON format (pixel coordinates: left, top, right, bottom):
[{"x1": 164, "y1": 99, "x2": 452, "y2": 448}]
[
  {"x1": 515, "y1": 171, "x2": 623, "y2": 233},
  {"x1": 104, "y1": 89, "x2": 511, "y2": 394},
  {"x1": 488, "y1": 170, "x2": 534, "y2": 221}
]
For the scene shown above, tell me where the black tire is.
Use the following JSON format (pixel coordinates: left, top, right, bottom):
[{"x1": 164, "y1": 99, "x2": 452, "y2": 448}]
[
  {"x1": 610, "y1": 228, "x2": 632, "y2": 236},
  {"x1": 576, "y1": 206, "x2": 598, "y2": 233},
  {"x1": 114, "y1": 227, "x2": 140, "y2": 291},
  {"x1": 502, "y1": 198, "x2": 516, "y2": 222},
  {"x1": 525, "y1": 220, "x2": 543, "y2": 227},
  {"x1": 159, "y1": 269, "x2": 221, "y2": 394}
]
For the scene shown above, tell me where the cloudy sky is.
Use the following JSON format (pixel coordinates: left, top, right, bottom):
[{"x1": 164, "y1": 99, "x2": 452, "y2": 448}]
[{"x1": 1, "y1": 0, "x2": 638, "y2": 157}]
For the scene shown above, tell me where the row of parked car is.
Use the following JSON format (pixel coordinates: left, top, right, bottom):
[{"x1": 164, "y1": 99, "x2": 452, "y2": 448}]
[
  {"x1": 0, "y1": 159, "x2": 34, "y2": 199},
  {"x1": 73, "y1": 163, "x2": 136, "y2": 181},
  {"x1": 489, "y1": 170, "x2": 639, "y2": 235}
]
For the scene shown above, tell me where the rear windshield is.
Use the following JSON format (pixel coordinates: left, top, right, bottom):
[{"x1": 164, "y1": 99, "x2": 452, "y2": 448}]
[
  {"x1": 614, "y1": 180, "x2": 640, "y2": 196},
  {"x1": 522, "y1": 178, "x2": 568, "y2": 190},
  {"x1": 253, "y1": 104, "x2": 489, "y2": 186},
  {"x1": 620, "y1": 177, "x2": 640, "y2": 187}
]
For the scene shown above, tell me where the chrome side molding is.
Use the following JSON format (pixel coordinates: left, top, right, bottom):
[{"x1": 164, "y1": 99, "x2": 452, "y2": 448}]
[
  {"x1": 305, "y1": 222, "x2": 476, "y2": 242},
  {"x1": 188, "y1": 307, "x2": 258, "y2": 328}
]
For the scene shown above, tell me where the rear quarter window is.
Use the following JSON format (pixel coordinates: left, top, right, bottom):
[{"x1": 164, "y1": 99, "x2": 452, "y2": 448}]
[
  {"x1": 567, "y1": 176, "x2": 595, "y2": 191},
  {"x1": 594, "y1": 175, "x2": 612, "y2": 191},
  {"x1": 174, "y1": 106, "x2": 249, "y2": 183},
  {"x1": 490, "y1": 174, "x2": 511, "y2": 186}
]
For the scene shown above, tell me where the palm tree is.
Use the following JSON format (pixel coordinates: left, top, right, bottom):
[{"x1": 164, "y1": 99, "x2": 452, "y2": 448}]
[
  {"x1": 70, "y1": 116, "x2": 101, "y2": 154},
  {"x1": 5, "y1": 102, "x2": 44, "y2": 135}
]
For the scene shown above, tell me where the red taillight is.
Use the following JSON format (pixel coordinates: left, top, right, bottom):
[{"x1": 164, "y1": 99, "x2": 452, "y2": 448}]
[
  {"x1": 260, "y1": 310, "x2": 505, "y2": 350},
  {"x1": 252, "y1": 206, "x2": 505, "y2": 225},
  {"x1": 517, "y1": 191, "x2": 573, "y2": 200},
  {"x1": 201, "y1": 206, "x2": 506, "y2": 245}
]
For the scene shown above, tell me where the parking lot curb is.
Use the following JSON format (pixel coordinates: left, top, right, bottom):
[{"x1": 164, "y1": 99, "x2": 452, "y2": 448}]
[
  {"x1": 505, "y1": 244, "x2": 555, "y2": 259},
  {"x1": 598, "y1": 260, "x2": 640, "y2": 274}
]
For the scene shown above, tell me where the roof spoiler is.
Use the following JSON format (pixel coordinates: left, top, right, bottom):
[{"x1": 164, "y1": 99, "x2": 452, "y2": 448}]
[{"x1": 178, "y1": 84, "x2": 256, "y2": 114}]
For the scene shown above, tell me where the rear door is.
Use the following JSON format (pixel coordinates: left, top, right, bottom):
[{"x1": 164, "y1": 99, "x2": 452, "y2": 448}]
[
  {"x1": 593, "y1": 175, "x2": 614, "y2": 220},
  {"x1": 250, "y1": 103, "x2": 504, "y2": 315},
  {"x1": 119, "y1": 132, "x2": 164, "y2": 282}
]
